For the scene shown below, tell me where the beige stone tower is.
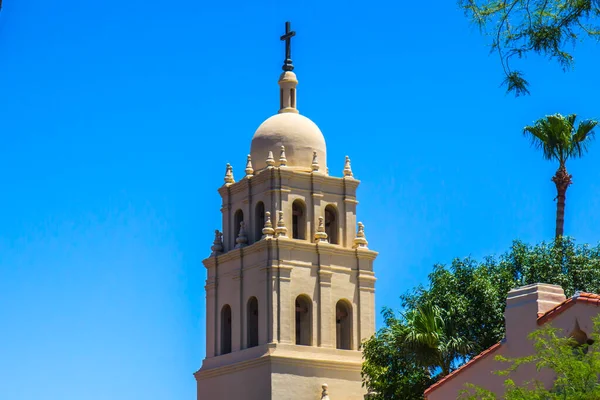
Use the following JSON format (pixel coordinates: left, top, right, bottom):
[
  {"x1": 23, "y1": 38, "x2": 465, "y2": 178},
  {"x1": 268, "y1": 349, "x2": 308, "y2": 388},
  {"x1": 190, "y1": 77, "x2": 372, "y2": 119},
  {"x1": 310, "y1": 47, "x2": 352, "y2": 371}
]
[{"x1": 194, "y1": 22, "x2": 377, "y2": 400}]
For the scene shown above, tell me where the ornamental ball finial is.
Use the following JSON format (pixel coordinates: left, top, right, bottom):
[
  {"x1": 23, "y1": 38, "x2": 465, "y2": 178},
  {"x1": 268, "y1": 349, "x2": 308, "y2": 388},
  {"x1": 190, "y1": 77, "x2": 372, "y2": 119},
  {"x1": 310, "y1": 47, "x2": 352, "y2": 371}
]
[
  {"x1": 235, "y1": 221, "x2": 248, "y2": 248},
  {"x1": 314, "y1": 216, "x2": 328, "y2": 243},
  {"x1": 266, "y1": 151, "x2": 276, "y2": 167},
  {"x1": 245, "y1": 155, "x2": 254, "y2": 177},
  {"x1": 353, "y1": 221, "x2": 369, "y2": 249},
  {"x1": 224, "y1": 163, "x2": 235, "y2": 184},
  {"x1": 321, "y1": 383, "x2": 330, "y2": 400},
  {"x1": 311, "y1": 151, "x2": 320, "y2": 172},
  {"x1": 262, "y1": 211, "x2": 275, "y2": 239},
  {"x1": 279, "y1": 145, "x2": 287, "y2": 167},
  {"x1": 343, "y1": 155, "x2": 353, "y2": 177},
  {"x1": 275, "y1": 210, "x2": 288, "y2": 238},
  {"x1": 211, "y1": 229, "x2": 224, "y2": 256}
]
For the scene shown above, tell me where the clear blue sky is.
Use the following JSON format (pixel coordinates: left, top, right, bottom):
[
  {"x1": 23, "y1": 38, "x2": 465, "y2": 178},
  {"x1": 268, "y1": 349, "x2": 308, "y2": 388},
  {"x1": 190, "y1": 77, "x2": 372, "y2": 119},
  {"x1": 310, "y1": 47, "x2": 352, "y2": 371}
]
[{"x1": 1, "y1": 0, "x2": 599, "y2": 399}]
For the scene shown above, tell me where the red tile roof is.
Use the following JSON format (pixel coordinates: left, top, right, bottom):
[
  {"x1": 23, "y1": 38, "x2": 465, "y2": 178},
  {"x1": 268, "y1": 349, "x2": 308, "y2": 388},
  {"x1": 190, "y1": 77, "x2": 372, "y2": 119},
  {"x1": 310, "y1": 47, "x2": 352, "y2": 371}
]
[
  {"x1": 423, "y1": 342, "x2": 502, "y2": 396},
  {"x1": 424, "y1": 291, "x2": 600, "y2": 398},
  {"x1": 537, "y1": 292, "x2": 600, "y2": 325}
]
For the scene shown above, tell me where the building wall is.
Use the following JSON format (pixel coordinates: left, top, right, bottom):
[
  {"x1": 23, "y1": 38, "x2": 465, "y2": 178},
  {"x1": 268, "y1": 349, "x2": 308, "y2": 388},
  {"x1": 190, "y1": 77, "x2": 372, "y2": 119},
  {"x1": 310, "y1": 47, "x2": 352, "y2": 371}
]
[
  {"x1": 427, "y1": 286, "x2": 600, "y2": 399},
  {"x1": 198, "y1": 165, "x2": 376, "y2": 400},
  {"x1": 196, "y1": 345, "x2": 366, "y2": 400}
]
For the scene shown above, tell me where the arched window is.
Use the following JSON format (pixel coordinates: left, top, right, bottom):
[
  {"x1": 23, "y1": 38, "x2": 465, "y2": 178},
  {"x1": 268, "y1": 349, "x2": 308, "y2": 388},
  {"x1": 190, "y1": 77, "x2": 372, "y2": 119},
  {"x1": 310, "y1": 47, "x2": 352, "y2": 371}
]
[
  {"x1": 254, "y1": 202, "x2": 265, "y2": 242},
  {"x1": 292, "y1": 200, "x2": 306, "y2": 240},
  {"x1": 325, "y1": 205, "x2": 339, "y2": 244},
  {"x1": 234, "y1": 209, "x2": 244, "y2": 242},
  {"x1": 295, "y1": 295, "x2": 312, "y2": 346},
  {"x1": 336, "y1": 300, "x2": 352, "y2": 350},
  {"x1": 247, "y1": 297, "x2": 259, "y2": 348},
  {"x1": 220, "y1": 305, "x2": 232, "y2": 355},
  {"x1": 570, "y1": 321, "x2": 595, "y2": 354}
]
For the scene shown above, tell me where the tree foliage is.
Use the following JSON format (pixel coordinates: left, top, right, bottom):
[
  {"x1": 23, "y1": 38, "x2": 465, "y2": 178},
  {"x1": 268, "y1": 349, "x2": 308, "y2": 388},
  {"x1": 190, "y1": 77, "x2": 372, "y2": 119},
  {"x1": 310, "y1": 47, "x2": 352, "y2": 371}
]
[
  {"x1": 403, "y1": 304, "x2": 473, "y2": 376},
  {"x1": 523, "y1": 113, "x2": 597, "y2": 238},
  {"x1": 523, "y1": 113, "x2": 597, "y2": 167},
  {"x1": 460, "y1": 317, "x2": 600, "y2": 399},
  {"x1": 362, "y1": 237, "x2": 600, "y2": 398},
  {"x1": 459, "y1": 0, "x2": 600, "y2": 95},
  {"x1": 362, "y1": 308, "x2": 434, "y2": 400}
]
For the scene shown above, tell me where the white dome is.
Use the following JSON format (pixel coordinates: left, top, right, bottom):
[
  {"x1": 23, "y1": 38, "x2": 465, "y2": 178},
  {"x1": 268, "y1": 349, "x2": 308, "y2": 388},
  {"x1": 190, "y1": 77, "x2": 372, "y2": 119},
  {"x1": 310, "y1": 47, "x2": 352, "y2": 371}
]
[{"x1": 250, "y1": 112, "x2": 327, "y2": 173}]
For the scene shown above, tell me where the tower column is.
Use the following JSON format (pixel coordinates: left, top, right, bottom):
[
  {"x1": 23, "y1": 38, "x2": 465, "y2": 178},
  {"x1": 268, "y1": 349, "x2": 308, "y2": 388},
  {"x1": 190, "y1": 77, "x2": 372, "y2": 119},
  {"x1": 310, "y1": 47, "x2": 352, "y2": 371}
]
[
  {"x1": 277, "y1": 260, "x2": 293, "y2": 344},
  {"x1": 317, "y1": 249, "x2": 334, "y2": 348}
]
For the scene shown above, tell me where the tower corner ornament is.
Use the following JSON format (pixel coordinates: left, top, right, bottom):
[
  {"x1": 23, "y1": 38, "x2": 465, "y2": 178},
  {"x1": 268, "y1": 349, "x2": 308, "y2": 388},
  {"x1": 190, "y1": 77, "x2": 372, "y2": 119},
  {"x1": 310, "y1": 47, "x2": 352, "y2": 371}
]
[{"x1": 280, "y1": 21, "x2": 296, "y2": 72}]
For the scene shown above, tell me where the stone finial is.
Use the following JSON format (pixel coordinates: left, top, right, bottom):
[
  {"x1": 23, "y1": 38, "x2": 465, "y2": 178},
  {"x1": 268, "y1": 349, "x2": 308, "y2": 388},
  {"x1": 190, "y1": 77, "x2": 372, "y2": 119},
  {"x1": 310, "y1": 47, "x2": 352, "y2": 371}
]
[
  {"x1": 266, "y1": 151, "x2": 276, "y2": 167},
  {"x1": 353, "y1": 222, "x2": 369, "y2": 249},
  {"x1": 235, "y1": 221, "x2": 248, "y2": 248},
  {"x1": 245, "y1": 155, "x2": 254, "y2": 177},
  {"x1": 321, "y1": 384, "x2": 330, "y2": 400},
  {"x1": 210, "y1": 230, "x2": 224, "y2": 256},
  {"x1": 314, "y1": 216, "x2": 328, "y2": 243},
  {"x1": 275, "y1": 210, "x2": 288, "y2": 238},
  {"x1": 343, "y1": 156, "x2": 353, "y2": 177},
  {"x1": 224, "y1": 163, "x2": 235, "y2": 184},
  {"x1": 311, "y1": 151, "x2": 320, "y2": 172},
  {"x1": 262, "y1": 211, "x2": 275, "y2": 239},
  {"x1": 279, "y1": 145, "x2": 287, "y2": 167}
]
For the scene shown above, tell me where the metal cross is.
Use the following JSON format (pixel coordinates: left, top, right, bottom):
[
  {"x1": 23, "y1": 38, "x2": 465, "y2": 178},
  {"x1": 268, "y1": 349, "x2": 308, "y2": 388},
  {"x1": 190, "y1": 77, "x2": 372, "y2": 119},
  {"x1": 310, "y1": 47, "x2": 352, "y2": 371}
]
[{"x1": 280, "y1": 21, "x2": 296, "y2": 71}]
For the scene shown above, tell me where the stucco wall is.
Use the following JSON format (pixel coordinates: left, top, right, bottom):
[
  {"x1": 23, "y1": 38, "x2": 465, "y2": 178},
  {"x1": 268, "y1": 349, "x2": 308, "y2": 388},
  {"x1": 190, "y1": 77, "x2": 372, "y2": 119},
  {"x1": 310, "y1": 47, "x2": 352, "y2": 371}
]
[{"x1": 427, "y1": 299, "x2": 599, "y2": 399}]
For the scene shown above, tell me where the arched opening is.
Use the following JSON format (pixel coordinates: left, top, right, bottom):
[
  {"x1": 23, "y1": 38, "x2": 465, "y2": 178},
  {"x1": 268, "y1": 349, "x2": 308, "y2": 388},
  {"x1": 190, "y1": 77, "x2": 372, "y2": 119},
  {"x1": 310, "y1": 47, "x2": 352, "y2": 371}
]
[
  {"x1": 336, "y1": 300, "x2": 352, "y2": 350},
  {"x1": 247, "y1": 297, "x2": 259, "y2": 348},
  {"x1": 295, "y1": 295, "x2": 312, "y2": 346},
  {"x1": 325, "y1": 205, "x2": 339, "y2": 244},
  {"x1": 292, "y1": 200, "x2": 306, "y2": 240},
  {"x1": 220, "y1": 305, "x2": 232, "y2": 355},
  {"x1": 254, "y1": 202, "x2": 265, "y2": 241},
  {"x1": 570, "y1": 321, "x2": 595, "y2": 354},
  {"x1": 234, "y1": 209, "x2": 244, "y2": 242}
]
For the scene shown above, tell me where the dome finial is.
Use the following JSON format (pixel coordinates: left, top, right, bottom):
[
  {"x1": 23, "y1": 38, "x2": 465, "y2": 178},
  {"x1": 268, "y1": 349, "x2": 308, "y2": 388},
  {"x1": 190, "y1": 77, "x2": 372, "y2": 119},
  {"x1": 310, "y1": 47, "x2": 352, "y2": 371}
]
[
  {"x1": 280, "y1": 21, "x2": 296, "y2": 72},
  {"x1": 278, "y1": 22, "x2": 299, "y2": 114}
]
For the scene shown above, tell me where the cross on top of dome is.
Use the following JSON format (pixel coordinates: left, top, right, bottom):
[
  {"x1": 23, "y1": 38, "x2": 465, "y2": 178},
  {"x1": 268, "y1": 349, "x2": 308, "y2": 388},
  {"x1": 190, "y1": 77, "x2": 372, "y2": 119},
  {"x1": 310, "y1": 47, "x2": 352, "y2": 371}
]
[{"x1": 280, "y1": 21, "x2": 296, "y2": 71}]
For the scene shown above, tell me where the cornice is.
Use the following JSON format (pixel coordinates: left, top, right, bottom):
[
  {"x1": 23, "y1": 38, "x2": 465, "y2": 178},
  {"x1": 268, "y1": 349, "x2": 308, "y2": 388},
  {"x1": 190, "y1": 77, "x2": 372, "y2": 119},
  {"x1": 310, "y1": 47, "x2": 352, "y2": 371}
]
[
  {"x1": 203, "y1": 237, "x2": 377, "y2": 269},
  {"x1": 215, "y1": 166, "x2": 361, "y2": 200},
  {"x1": 195, "y1": 343, "x2": 363, "y2": 380}
]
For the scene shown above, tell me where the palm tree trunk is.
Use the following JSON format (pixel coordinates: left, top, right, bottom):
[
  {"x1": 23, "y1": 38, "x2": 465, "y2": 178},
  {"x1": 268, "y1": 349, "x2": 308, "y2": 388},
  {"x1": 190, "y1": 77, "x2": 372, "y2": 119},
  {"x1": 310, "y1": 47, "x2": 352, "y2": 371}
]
[{"x1": 552, "y1": 166, "x2": 572, "y2": 239}]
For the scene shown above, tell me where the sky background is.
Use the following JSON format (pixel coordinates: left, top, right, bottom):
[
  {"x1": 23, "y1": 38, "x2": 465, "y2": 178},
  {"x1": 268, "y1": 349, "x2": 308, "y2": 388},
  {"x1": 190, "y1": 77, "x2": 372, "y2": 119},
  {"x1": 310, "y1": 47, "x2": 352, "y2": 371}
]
[{"x1": 1, "y1": 0, "x2": 599, "y2": 399}]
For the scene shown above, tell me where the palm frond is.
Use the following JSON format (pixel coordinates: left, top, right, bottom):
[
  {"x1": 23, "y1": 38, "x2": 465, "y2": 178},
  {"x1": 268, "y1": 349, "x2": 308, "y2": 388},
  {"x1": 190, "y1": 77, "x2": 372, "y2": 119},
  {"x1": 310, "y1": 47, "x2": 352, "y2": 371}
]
[
  {"x1": 571, "y1": 119, "x2": 598, "y2": 158},
  {"x1": 523, "y1": 114, "x2": 598, "y2": 166}
]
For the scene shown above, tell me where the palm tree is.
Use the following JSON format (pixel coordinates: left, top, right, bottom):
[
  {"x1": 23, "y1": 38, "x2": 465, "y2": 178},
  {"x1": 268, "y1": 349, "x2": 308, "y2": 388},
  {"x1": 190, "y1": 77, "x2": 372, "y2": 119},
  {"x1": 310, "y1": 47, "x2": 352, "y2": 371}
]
[
  {"x1": 523, "y1": 114, "x2": 597, "y2": 238},
  {"x1": 402, "y1": 304, "x2": 472, "y2": 377}
]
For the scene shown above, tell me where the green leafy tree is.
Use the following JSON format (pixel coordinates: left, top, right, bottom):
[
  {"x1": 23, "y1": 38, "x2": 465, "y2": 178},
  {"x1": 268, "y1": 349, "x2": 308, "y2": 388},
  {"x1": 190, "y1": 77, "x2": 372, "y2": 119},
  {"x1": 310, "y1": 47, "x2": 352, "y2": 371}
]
[
  {"x1": 523, "y1": 113, "x2": 597, "y2": 238},
  {"x1": 404, "y1": 238, "x2": 600, "y2": 353},
  {"x1": 404, "y1": 304, "x2": 473, "y2": 376},
  {"x1": 459, "y1": 317, "x2": 600, "y2": 399},
  {"x1": 362, "y1": 238, "x2": 600, "y2": 397},
  {"x1": 459, "y1": 0, "x2": 600, "y2": 95},
  {"x1": 362, "y1": 308, "x2": 434, "y2": 400}
]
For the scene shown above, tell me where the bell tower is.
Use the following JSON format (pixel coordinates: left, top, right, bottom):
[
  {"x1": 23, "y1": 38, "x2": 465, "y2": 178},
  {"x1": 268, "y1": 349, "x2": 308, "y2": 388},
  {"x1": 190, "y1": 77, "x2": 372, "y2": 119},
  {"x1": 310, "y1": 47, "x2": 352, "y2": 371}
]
[{"x1": 194, "y1": 22, "x2": 377, "y2": 400}]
